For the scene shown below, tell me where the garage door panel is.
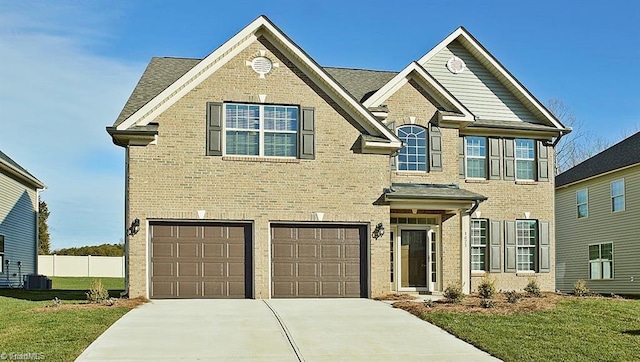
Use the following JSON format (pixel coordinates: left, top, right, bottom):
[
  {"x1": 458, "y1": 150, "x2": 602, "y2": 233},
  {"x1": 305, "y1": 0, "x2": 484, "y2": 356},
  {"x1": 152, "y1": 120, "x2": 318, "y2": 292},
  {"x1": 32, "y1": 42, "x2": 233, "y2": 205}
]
[
  {"x1": 203, "y1": 243, "x2": 224, "y2": 258},
  {"x1": 178, "y1": 262, "x2": 200, "y2": 277},
  {"x1": 152, "y1": 244, "x2": 174, "y2": 258},
  {"x1": 150, "y1": 223, "x2": 250, "y2": 299},
  {"x1": 297, "y1": 244, "x2": 317, "y2": 258},
  {"x1": 227, "y1": 262, "x2": 245, "y2": 277},
  {"x1": 273, "y1": 282, "x2": 294, "y2": 297},
  {"x1": 152, "y1": 262, "x2": 174, "y2": 277},
  {"x1": 321, "y1": 244, "x2": 341, "y2": 258},
  {"x1": 273, "y1": 244, "x2": 294, "y2": 258},
  {"x1": 273, "y1": 263, "x2": 294, "y2": 277},
  {"x1": 203, "y1": 262, "x2": 224, "y2": 277},
  {"x1": 297, "y1": 263, "x2": 318, "y2": 277},
  {"x1": 177, "y1": 281, "x2": 199, "y2": 297},
  {"x1": 271, "y1": 225, "x2": 365, "y2": 298},
  {"x1": 297, "y1": 281, "x2": 318, "y2": 296}
]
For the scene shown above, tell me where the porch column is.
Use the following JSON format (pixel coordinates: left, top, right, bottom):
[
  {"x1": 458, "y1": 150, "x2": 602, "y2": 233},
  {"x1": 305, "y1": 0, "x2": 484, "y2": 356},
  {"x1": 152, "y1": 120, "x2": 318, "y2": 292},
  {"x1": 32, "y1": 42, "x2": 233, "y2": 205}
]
[{"x1": 460, "y1": 212, "x2": 471, "y2": 294}]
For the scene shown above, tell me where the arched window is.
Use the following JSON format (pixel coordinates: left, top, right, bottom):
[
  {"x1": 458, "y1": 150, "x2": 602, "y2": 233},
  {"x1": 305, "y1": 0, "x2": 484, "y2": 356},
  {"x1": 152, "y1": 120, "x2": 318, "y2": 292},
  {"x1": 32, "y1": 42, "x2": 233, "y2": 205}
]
[{"x1": 397, "y1": 125, "x2": 427, "y2": 171}]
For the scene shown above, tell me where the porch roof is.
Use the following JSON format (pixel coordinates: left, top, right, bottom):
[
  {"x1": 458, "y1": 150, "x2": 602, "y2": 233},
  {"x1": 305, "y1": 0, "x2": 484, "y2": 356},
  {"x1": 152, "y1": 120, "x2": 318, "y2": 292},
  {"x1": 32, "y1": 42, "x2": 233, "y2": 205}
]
[{"x1": 384, "y1": 183, "x2": 487, "y2": 202}]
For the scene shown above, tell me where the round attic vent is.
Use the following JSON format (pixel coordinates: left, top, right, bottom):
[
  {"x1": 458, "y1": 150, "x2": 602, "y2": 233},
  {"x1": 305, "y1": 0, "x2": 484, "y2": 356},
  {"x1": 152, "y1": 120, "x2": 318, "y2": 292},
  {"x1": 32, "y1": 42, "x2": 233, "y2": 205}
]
[
  {"x1": 251, "y1": 56, "x2": 273, "y2": 76},
  {"x1": 446, "y1": 56, "x2": 466, "y2": 74}
]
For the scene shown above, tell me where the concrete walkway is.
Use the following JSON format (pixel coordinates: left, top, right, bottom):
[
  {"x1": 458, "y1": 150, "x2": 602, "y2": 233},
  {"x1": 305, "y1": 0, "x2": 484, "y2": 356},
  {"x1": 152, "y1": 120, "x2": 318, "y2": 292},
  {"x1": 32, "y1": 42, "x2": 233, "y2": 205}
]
[{"x1": 76, "y1": 299, "x2": 499, "y2": 361}]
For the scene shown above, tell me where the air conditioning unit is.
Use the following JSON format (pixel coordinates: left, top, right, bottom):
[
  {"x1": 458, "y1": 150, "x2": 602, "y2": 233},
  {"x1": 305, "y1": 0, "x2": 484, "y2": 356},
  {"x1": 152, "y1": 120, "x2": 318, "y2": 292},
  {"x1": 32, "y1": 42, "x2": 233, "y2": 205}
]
[{"x1": 23, "y1": 275, "x2": 52, "y2": 290}]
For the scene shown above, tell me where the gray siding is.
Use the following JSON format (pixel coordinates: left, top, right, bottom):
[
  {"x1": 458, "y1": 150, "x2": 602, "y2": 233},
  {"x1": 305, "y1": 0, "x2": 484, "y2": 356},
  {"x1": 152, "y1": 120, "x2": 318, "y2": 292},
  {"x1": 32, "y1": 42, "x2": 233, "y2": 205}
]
[
  {"x1": 556, "y1": 165, "x2": 640, "y2": 295},
  {"x1": 0, "y1": 172, "x2": 38, "y2": 288},
  {"x1": 423, "y1": 40, "x2": 540, "y2": 123}
]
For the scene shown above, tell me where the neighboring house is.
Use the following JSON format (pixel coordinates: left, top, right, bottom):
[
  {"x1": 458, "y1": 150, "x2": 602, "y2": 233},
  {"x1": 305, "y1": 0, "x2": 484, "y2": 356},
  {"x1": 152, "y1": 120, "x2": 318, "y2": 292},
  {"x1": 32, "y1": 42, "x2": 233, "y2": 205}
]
[
  {"x1": 556, "y1": 132, "x2": 640, "y2": 295},
  {"x1": 0, "y1": 150, "x2": 45, "y2": 288},
  {"x1": 107, "y1": 16, "x2": 568, "y2": 299}
]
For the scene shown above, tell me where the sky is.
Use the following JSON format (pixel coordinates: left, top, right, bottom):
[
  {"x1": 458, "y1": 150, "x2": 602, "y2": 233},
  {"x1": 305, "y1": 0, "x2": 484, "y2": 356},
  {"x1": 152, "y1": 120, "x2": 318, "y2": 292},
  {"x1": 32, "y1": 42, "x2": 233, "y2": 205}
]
[{"x1": 1, "y1": 0, "x2": 638, "y2": 250}]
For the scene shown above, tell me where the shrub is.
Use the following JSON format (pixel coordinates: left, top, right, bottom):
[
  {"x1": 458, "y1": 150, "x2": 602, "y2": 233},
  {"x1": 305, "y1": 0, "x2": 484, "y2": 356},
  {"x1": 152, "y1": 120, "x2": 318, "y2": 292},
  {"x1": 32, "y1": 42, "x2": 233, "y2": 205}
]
[
  {"x1": 504, "y1": 290, "x2": 521, "y2": 304},
  {"x1": 424, "y1": 299, "x2": 435, "y2": 308},
  {"x1": 480, "y1": 298, "x2": 496, "y2": 308},
  {"x1": 524, "y1": 278, "x2": 542, "y2": 297},
  {"x1": 50, "y1": 297, "x2": 61, "y2": 308},
  {"x1": 443, "y1": 283, "x2": 465, "y2": 303},
  {"x1": 86, "y1": 279, "x2": 109, "y2": 304},
  {"x1": 477, "y1": 276, "x2": 496, "y2": 299},
  {"x1": 573, "y1": 279, "x2": 591, "y2": 297}
]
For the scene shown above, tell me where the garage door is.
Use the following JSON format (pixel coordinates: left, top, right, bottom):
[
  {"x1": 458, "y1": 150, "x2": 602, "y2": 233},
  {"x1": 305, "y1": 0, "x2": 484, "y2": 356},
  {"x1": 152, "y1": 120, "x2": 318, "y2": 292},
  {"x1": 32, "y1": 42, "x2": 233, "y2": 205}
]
[
  {"x1": 150, "y1": 223, "x2": 252, "y2": 299},
  {"x1": 271, "y1": 224, "x2": 367, "y2": 298}
]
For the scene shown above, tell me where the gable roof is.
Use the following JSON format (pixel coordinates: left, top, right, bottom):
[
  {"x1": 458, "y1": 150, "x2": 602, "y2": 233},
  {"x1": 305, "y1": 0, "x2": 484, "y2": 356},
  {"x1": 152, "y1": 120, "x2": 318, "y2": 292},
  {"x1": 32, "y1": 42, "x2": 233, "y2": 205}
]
[
  {"x1": 0, "y1": 150, "x2": 45, "y2": 189},
  {"x1": 113, "y1": 15, "x2": 400, "y2": 150},
  {"x1": 418, "y1": 27, "x2": 567, "y2": 132},
  {"x1": 362, "y1": 62, "x2": 474, "y2": 122},
  {"x1": 323, "y1": 67, "x2": 397, "y2": 103},
  {"x1": 556, "y1": 132, "x2": 640, "y2": 187}
]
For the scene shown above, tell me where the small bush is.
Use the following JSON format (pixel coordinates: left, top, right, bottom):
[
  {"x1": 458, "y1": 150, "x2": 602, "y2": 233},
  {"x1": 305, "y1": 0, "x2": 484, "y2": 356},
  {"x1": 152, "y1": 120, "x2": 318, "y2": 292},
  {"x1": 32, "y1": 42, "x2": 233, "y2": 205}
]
[
  {"x1": 573, "y1": 279, "x2": 591, "y2": 297},
  {"x1": 86, "y1": 279, "x2": 109, "y2": 304},
  {"x1": 504, "y1": 290, "x2": 521, "y2": 304},
  {"x1": 480, "y1": 298, "x2": 496, "y2": 308},
  {"x1": 50, "y1": 297, "x2": 62, "y2": 308},
  {"x1": 424, "y1": 299, "x2": 435, "y2": 308},
  {"x1": 524, "y1": 278, "x2": 542, "y2": 297},
  {"x1": 477, "y1": 276, "x2": 496, "y2": 299},
  {"x1": 443, "y1": 283, "x2": 465, "y2": 303}
]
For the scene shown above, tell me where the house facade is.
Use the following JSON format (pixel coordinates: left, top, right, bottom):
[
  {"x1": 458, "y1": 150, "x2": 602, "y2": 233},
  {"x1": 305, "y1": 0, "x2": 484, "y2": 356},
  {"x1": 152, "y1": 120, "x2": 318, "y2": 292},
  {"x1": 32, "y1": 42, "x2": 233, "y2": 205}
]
[
  {"x1": 0, "y1": 150, "x2": 45, "y2": 288},
  {"x1": 108, "y1": 16, "x2": 567, "y2": 299},
  {"x1": 556, "y1": 132, "x2": 640, "y2": 295}
]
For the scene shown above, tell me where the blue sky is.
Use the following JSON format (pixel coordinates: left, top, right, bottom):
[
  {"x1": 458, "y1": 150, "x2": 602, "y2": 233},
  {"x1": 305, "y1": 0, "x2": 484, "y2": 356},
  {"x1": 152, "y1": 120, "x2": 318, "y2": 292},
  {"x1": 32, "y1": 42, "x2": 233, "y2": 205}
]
[{"x1": 1, "y1": 0, "x2": 638, "y2": 250}]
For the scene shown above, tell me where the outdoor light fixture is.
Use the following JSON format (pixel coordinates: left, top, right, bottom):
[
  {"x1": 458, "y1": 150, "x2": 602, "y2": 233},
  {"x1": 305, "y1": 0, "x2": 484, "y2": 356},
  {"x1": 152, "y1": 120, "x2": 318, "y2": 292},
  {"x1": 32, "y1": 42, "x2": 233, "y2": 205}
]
[
  {"x1": 372, "y1": 223, "x2": 385, "y2": 240},
  {"x1": 128, "y1": 218, "x2": 140, "y2": 236}
]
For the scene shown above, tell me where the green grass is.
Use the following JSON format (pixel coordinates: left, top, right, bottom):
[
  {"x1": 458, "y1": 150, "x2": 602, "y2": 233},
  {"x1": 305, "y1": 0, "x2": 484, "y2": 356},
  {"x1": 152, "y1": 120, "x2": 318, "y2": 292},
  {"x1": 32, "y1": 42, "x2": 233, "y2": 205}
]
[
  {"x1": 420, "y1": 298, "x2": 640, "y2": 361},
  {"x1": 0, "y1": 277, "x2": 133, "y2": 361}
]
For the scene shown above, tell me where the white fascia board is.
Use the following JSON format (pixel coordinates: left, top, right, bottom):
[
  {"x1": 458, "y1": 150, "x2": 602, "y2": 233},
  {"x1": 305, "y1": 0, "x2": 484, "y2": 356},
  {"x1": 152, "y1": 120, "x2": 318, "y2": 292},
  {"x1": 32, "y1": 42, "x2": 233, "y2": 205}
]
[
  {"x1": 364, "y1": 140, "x2": 403, "y2": 150},
  {"x1": 418, "y1": 27, "x2": 564, "y2": 130},
  {"x1": 0, "y1": 160, "x2": 45, "y2": 189}
]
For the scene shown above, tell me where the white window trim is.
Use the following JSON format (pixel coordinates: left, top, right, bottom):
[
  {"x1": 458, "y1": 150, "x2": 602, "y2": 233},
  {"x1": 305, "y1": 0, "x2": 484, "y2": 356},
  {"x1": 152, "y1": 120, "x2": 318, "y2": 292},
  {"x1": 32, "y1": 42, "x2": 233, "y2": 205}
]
[
  {"x1": 396, "y1": 125, "x2": 428, "y2": 172},
  {"x1": 470, "y1": 218, "x2": 488, "y2": 272},
  {"x1": 465, "y1": 137, "x2": 487, "y2": 180},
  {"x1": 576, "y1": 189, "x2": 588, "y2": 219},
  {"x1": 611, "y1": 179, "x2": 625, "y2": 213},
  {"x1": 588, "y1": 242, "x2": 614, "y2": 280},
  {"x1": 222, "y1": 103, "x2": 298, "y2": 159},
  {"x1": 515, "y1": 220, "x2": 537, "y2": 272},
  {"x1": 515, "y1": 139, "x2": 535, "y2": 181}
]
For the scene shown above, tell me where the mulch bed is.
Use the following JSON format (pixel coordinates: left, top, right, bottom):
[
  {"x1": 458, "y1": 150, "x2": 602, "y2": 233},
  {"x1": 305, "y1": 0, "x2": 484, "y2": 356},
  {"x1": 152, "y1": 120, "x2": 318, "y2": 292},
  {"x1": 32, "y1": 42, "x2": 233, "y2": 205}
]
[
  {"x1": 32, "y1": 296, "x2": 149, "y2": 312},
  {"x1": 373, "y1": 293, "x2": 417, "y2": 301}
]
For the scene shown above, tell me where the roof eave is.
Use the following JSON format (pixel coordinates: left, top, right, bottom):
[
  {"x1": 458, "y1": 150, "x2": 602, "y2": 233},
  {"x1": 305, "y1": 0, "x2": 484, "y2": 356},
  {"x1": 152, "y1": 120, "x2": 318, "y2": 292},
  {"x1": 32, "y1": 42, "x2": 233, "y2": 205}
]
[
  {"x1": 0, "y1": 161, "x2": 45, "y2": 189},
  {"x1": 107, "y1": 127, "x2": 159, "y2": 147}
]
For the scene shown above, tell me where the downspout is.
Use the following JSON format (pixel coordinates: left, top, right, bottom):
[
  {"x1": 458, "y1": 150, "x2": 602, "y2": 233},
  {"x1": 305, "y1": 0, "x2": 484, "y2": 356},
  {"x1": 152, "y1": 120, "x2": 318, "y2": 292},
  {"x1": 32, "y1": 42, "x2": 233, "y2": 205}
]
[
  {"x1": 122, "y1": 145, "x2": 130, "y2": 298},
  {"x1": 551, "y1": 128, "x2": 571, "y2": 147}
]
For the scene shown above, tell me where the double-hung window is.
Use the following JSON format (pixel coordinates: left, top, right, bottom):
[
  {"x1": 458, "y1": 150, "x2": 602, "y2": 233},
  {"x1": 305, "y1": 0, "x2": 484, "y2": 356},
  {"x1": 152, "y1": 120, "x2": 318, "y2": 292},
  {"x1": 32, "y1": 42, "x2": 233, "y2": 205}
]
[
  {"x1": 466, "y1": 137, "x2": 487, "y2": 179},
  {"x1": 397, "y1": 125, "x2": 427, "y2": 171},
  {"x1": 516, "y1": 220, "x2": 537, "y2": 271},
  {"x1": 589, "y1": 243, "x2": 613, "y2": 279},
  {"x1": 611, "y1": 179, "x2": 625, "y2": 212},
  {"x1": 224, "y1": 103, "x2": 298, "y2": 157},
  {"x1": 576, "y1": 189, "x2": 588, "y2": 218},
  {"x1": 470, "y1": 219, "x2": 488, "y2": 271},
  {"x1": 515, "y1": 139, "x2": 535, "y2": 180}
]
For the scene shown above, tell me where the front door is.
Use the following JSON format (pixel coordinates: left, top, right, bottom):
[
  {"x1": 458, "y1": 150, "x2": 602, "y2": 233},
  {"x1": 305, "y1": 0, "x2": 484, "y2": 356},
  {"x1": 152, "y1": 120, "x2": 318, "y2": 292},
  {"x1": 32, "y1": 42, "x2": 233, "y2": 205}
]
[{"x1": 400, "y1": 229, "x2": 428, "y2": 290}]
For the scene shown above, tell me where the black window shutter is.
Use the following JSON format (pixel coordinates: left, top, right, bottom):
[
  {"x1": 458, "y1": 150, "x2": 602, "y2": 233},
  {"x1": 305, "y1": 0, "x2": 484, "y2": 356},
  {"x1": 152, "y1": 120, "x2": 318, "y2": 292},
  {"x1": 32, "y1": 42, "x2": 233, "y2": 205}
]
[
  {"x1": 504, "y1": 139, "x2": 515, "y2": 180},
  {"x1": 505, "y1": 220, "x2": 516, "y2": 272},
  {"x1": 489, "y1": 138, "x2": 501, "y2": 180},
  {"x1": 385, "y1": 121, "x2": 397, "y2": 170},
  {"x1": 458, "y1": 136, "x2": 465, "y2": 179},
  {"x1": 429, "y1": 124, "x2": 442, "y2": 172},
  {"x1": 538, "y1": 221, "x2": 550, "y2": 273},
  {"x1": 299, "y1": 107, "x2": 315, "y2": 159},
  {"x1": 206, "y1": 102, "x2": 223, "y2": 156},
  {"x1": 489, "y1": 220, "x2": 502, "y2": 272},
  {"x1": 537, "y1": 141, "x2": 549, "y2": 182}
]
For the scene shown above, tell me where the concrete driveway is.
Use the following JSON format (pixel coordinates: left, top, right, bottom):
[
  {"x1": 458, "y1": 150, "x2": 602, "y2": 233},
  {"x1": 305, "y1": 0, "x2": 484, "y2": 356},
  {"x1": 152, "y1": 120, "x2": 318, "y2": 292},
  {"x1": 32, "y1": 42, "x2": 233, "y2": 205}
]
[{"x1": 76, "y1": 299, "x2": 499, "y2": 361}]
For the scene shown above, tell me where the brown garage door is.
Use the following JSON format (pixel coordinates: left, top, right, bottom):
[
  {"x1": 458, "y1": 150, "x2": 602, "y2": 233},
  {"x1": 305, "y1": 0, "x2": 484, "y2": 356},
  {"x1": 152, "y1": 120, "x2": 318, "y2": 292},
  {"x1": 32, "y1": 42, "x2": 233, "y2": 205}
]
[
  {"x1": 150, "y1": 222, "x2": 252, "y2": 299},
  {"x1": 271, "y1": 224, "x2": 367, "y2": 298}
]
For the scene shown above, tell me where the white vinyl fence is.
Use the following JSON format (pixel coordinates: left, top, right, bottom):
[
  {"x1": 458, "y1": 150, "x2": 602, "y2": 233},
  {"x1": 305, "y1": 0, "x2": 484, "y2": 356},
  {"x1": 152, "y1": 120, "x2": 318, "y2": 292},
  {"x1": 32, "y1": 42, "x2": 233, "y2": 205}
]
[{"x1": 38, "y1": 255, "x2": 125, "y2": 278}]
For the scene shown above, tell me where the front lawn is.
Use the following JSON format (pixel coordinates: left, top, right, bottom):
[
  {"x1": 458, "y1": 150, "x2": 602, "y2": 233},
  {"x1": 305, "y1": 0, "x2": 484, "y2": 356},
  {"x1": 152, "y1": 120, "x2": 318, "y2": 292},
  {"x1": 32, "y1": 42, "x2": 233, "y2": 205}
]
[
  {"x1": 396, "y1": 295, "x2": 640, "y2": 361},
  {"x1": 50, "y1": 276, "x2": 125, "y2": 291},
  {"x1": 0, "y1": 277, "x2": 141, "y2": 361}
]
